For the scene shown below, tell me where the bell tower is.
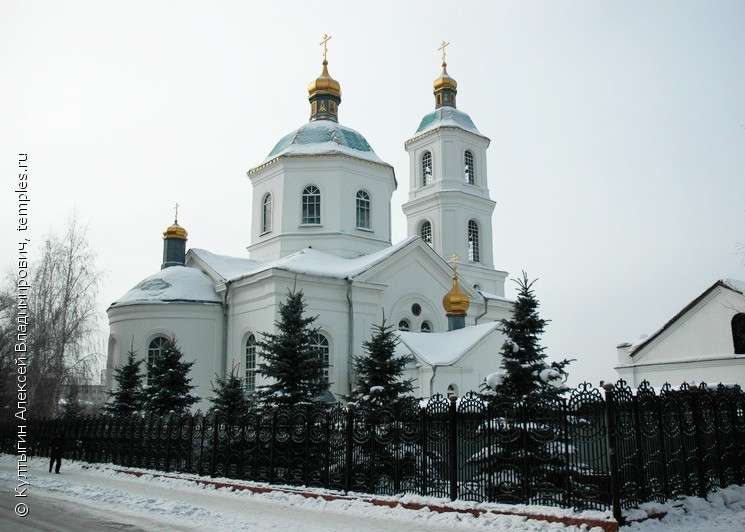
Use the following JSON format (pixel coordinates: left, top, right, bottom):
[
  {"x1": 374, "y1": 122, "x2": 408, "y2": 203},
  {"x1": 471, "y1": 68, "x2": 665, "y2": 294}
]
[{"x1": 402, "y1": 43, "x2": 504, "y2": 296}]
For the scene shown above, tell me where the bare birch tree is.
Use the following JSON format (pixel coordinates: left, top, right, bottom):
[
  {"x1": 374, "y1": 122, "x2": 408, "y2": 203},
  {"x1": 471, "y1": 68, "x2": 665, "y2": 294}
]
[{"x1": 0, "y1": 214, "x2": 103, "y2": 419}]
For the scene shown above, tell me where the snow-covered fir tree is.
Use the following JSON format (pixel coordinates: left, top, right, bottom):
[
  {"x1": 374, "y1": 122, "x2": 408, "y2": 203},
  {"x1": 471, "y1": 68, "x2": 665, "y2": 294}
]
[
  {"x1": 472, "y1": 272, "x2": 575, "y2": 505},
  {"x1": 348, "y1": 318, "x2": 414, "y2": 409},
  {"x1": 482, "y1": 272, "x2": 571, "y2": 400},
  {"x1": 255, "y1": 288, "x2": 329, "y2": 407},
  {"x1": 209, "y1": 364, "x2": 250, "y2": 418},
  {"x1": 104, "y1": 349, "x2": 144, "y2": 416},
  {"x1": 143, "y1": 338, "x2": 199, "y2": 415}
]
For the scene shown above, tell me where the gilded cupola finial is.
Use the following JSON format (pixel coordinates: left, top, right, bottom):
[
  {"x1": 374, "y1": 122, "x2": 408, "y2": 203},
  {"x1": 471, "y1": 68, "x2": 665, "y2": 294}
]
[
  {"x1": 443, "y1": 253, "x2": 470, "y2": 318},
  {"x1": 162, "y1": 204, "x2": 187, "y2": 269},
  {"x1": 433, "y1": 40, "x2": 458, "y2": 109},
  {"x1": 308, "y1": 34, "x2": 341, "y2": 122}
]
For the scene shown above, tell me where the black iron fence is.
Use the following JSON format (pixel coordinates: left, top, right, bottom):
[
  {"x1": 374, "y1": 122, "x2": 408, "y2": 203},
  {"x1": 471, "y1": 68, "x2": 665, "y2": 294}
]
[{"x1": 4, "y1": 379, "x2": 745, "y2": 522}]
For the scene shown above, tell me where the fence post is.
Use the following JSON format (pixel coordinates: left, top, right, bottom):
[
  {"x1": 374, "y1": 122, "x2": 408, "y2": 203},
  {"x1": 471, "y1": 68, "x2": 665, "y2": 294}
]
[
  {"x1": 449, "y1": 395, "x2": 458, "y2": 502},
  {"x1": 344, "y1": 403, "x2": 354, "y2": 492},
  {"x1": 689, "y1": 387, "x2": 709, "y2": 498},
  {"x1": 210, "y1": 414, "x2": 219, "y2": 478},
  {"x1": 603, "y1": 383, "x2": 623, "y2": 524},
  {"x1": 269, "y1": 406, "x2": 278, "y2": 484}
]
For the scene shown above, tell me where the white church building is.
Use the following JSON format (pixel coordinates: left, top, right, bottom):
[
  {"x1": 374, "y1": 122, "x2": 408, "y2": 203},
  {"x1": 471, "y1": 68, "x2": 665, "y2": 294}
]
[{"x1": 107, "y1": 47, "x2": 514, "y2": 410}]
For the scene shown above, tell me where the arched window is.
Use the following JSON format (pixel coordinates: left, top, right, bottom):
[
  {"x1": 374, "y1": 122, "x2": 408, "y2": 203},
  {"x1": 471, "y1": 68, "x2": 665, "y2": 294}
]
[
  {"x1": 468, "y1": 220, "x2": 480, "y2": 262},
  {"x1": 313, "y1": 333, "x2": 330, "y2": 384},
  {"x1": 302, "y1": 185, "x2": 321, "y2": 225},
  {"x1": 421, "y1": 321, "x2": 432, "y2": 333},
  {"x1": 464, "y1": 150, "x2": 474, "y2": 184},
  {"x1": 421, "y1": 151, "x2": 433, "y2": 186},
  {"x1": 261, "y1": 193, "x2": 272, "y2": 234},
  {"x1": 398, "y1": 319, "x2": 410, "y2": 332},
  {"x1": 733, "y1": 314, "x2": 745, "y2": 354},
  {"x1": 245, "y1": 334, "x2": 257, "y2": 392},
  {"x1": 447, "y1": 384, "x2": 458, "y2": 399},
  {"x1": 356, "y1": 190, "x2": 371, "y2": 229},
  {"x1": 147, "y1": 336, "x2": 172, "y2": 386},
  {"x1": 420, "y1": 220, "x2": 433, "y2": 247}
]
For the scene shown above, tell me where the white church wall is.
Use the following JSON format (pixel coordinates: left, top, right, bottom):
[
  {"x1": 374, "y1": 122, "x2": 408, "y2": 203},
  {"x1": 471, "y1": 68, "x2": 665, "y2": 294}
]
[{"x1": 108, "y1": 303, "x2": 224, "y2": 412}]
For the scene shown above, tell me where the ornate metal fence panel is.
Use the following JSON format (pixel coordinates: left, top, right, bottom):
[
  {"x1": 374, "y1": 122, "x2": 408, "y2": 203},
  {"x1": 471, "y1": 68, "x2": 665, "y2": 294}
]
[
  {"x1": 422, "y1": 394, "x2": 450, "y2": 499},
  {"x1": 611, "y1": 379, "x2": 644, "y2": 509},
  {"x1": 456, "y1": 391, "x2": 487, "y2": 502},
  {"x1": 635, "y1": 381, "x2": 667, "y2": 503},
  {"x1": 567, "y1": 383, "x2": 609, "y2": 511}
]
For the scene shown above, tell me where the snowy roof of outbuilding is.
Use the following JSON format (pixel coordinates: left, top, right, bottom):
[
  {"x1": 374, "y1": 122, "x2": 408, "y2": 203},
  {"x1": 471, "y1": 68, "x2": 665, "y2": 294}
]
[
  {"x1": 624, "y1": 278, "x2": 745, "y2": 356},
  {"x1": 412, "y1": 107, "x2": 485, "y2": 138},
  {"x1": 394, "y1": 321, "x2": 502, "y2": 366},
  {"x1": 251, "y1": 120, "x2": 389, "y2": 171},
  {"x1": 191, "y1": 236, "x2": 423, "y2": 283},
  {"x1": 110, "y1": 266, "x2": 221, "y2": 308}
]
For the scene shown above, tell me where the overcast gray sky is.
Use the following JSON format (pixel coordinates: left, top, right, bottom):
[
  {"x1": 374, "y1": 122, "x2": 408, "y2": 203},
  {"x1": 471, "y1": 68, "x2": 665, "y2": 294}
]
[{"x1": 2, "y1": 1, "x2": 744, "y2": 388}]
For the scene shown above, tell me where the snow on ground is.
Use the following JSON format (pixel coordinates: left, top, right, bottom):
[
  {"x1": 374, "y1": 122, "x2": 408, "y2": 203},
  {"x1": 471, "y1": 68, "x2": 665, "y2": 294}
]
[{"x1": 3, "y1": 454, "x2": 745, "y2": 530}]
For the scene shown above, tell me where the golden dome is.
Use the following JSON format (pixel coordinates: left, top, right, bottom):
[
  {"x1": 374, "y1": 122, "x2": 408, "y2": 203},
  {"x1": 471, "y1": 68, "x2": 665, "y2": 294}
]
[
  {"x1": 163, "y1": 221, "x2": 187, "y2": 240},
  {"x1": 308, "y1": 60, "x2": 341, "y2": 99},
  {"x1": 443, "y1": 272, "x2": 470, "y2": 316},
  {"x1": 433, "y1": 62, "x2": 458, "y2": 92}
]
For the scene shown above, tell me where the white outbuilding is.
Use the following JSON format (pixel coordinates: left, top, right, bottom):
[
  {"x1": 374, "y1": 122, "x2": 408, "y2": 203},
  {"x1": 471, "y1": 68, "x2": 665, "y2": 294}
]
[{"x1": 615, "y1": 279, "x2": 745, "y2": 388}]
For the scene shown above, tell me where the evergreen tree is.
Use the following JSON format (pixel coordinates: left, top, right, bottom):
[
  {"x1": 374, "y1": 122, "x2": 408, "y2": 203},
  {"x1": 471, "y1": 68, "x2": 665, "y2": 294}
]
[
  {"x1": 349, "y1": 318, "x2": 414, "y2": 408},
  {"x1": 104, "y1": 349, "x2": 144, "y2": 416},
  {"x1": 255, "y1": 288, "x2": 329, "y2": 407},
  {"x1": 209, "y1": 364, "x2": 250, "y2": 418},
  {"x1": 482, "y1": 272, "x2": 571, "y2": 401},
  {"x1": 60, "y1": 384, "x2": 83, "y2": 419},
  {"x1": 143, "y1": 338, "x2": 199, "y2": 415},
  {"x1": 472, "y1": 272, "x2": 575, "y2": 505}
]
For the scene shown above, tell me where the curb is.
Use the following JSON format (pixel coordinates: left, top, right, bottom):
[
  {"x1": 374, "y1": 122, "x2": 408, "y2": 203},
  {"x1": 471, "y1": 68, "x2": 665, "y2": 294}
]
[{"x1": 106, "y1": 466, "x2": 619, "y2": 531}]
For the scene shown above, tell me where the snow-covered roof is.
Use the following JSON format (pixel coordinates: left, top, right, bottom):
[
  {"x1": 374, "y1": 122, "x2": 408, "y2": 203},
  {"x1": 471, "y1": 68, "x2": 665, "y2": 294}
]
[
  {"x1": 191, "y1": 236, "x2": 422, "y2": 283},
  {"x1": 412, "y1": 107, "x2": 485, "y2": 138},
  {"x1": 252, "y1": 120, "x2": 388, "y2": 170},
  {"x1": 625, "y1": 278, "x2": 745, "y2": 356},
  {"x1": 395, "y1": 321, "x2": 501, "y2": 366},
  {"x1": 110, "y1": 266, "x2": 221, "y2": 308}
]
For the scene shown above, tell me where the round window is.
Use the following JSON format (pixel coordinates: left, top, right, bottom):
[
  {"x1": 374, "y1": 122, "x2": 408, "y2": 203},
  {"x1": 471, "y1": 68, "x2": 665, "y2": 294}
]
[{"x1": 411, "y1": 303, "x2": 422, "y2": 316}]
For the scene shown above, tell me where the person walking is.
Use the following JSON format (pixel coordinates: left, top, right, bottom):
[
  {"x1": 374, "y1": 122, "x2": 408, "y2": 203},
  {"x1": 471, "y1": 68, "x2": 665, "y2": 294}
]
[{"x1": 49, "y1": 432, "x2": 65, "y2": 474}]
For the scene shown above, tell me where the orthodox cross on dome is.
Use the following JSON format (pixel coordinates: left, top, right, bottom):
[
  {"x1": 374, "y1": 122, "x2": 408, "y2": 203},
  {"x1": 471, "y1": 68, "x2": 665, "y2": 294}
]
[
  {"x1": 174, "y1": 202, "x2": 180, "y2": 223},
  {"x1": 320, "y1": 34, "x2": 331, "y2": 62},
  {"x1": 449, "y1": 253, "x2": 460, "y2": 273},
  {"x1": 438, "y1": 40, "x2": 450, "y2": 63}
]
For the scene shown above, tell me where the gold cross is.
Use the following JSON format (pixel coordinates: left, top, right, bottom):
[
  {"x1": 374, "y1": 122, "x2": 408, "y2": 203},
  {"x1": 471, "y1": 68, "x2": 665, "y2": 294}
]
[
  {"x1": 449, "y1": 253, "x2": 460, "y2": 269},
  {"x1": 174, "y1": 202, "x2": 180, "y2": 223},
  {"x1": 438, "y1": 40, "x2": 450, "y2": 63},
  {"x1": 320, "y1": 34, "x2": 331, "y2": 62}
]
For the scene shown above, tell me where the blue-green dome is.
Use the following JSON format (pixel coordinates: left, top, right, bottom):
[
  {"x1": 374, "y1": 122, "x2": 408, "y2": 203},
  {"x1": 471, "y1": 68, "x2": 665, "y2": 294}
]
[
  {"x1": 415, "y1": 107, "x2": 483, "y2": 137},
  {"x1": 263, "y1": 120, "x2": 385, "y2": 165}
]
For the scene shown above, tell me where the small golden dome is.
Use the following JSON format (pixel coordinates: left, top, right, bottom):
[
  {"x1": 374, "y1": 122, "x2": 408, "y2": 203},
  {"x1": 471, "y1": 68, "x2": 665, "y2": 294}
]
[
  {"x1": 443, "y1": 272, "x2": 470, "y2": 316},
  {"x1": 308, "y1": 60, "x2": 341, "y2": 99},
  {"x1": 433, "y1": 62, "x2": 458, "y2": 92},
  {"x1": 163, "y1": 221, "x2": 187, "y2": 240}
]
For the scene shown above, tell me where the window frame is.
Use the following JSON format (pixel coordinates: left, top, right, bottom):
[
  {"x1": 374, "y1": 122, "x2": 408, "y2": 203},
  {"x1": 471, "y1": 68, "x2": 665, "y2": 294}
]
[
  {"x1": 420, "y1": 220, "x2": 433, "y2": 247},
  {"x1": 147, "y1": 336, "x2": 172, "y2": 386},
  {"x1": 301, "y1": 185, "x2": 322, "y2": 225},
  {"x1": 245, "y1": 334, "x2": 258, "y2": 393},
  {"x1": 355, "y1": 190, "x2": 371, "y2": 230},
  {"x1": 464, "y1": 150, "x2": 475, "y2": 185},
  {"x1": 468, "y1": 219, "x2": 480, "y2": 263},
  {"x1": 261, "y1": 193, "x2": 272, "y2": 235},
  {"x1": 421, "y1": 151, "x2": 433, "y2": 187}
]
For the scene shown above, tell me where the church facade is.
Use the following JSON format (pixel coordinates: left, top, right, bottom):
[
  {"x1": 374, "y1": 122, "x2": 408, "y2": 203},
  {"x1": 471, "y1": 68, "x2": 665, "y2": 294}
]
[{"x1": 107, "y1": 47, "x2": 513, "y2": 410}]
